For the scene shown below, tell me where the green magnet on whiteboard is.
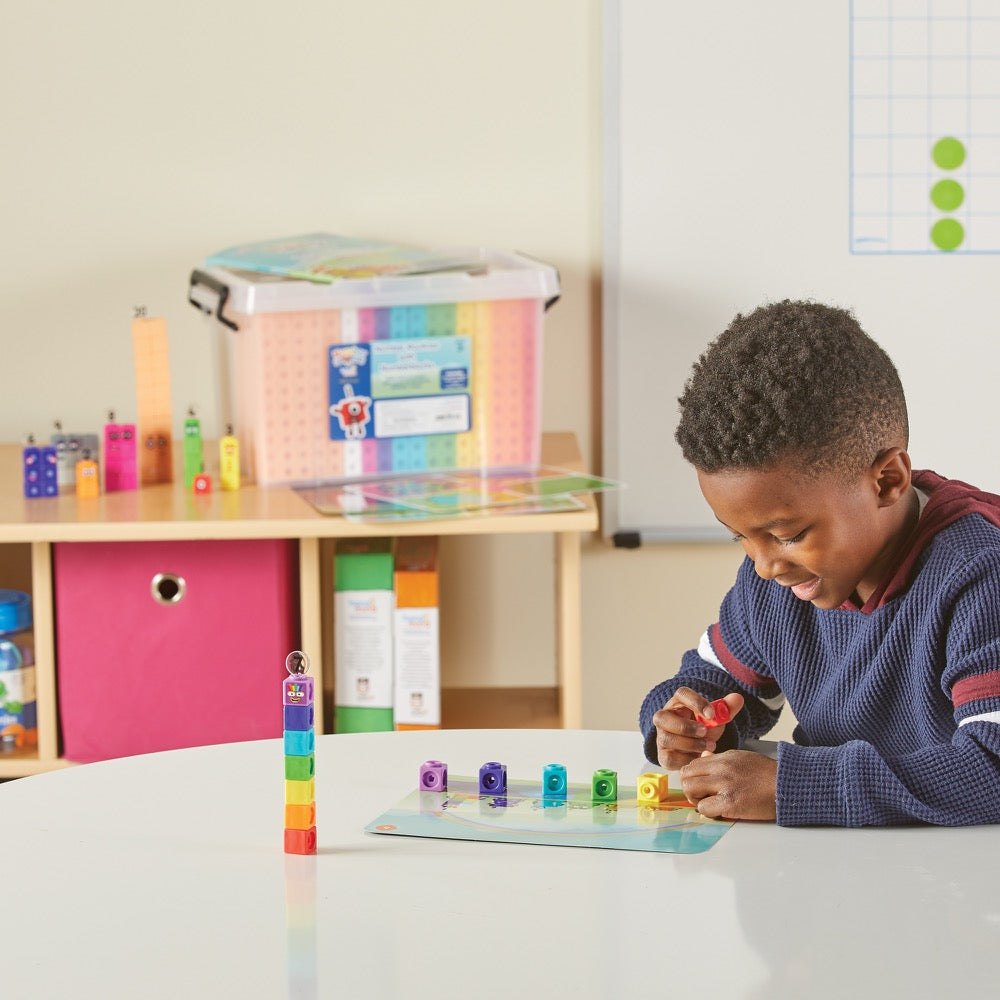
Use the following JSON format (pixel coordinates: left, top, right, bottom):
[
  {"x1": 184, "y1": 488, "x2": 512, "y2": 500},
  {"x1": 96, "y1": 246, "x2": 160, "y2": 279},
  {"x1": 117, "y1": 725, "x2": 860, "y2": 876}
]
[
  {"x1": 930, "y1": 179, "x2": 964, "y2": 212},
  {"x1": 930, "y1": 217, "x2": 964, "y2": 251},
  {"x1": 932, "y1": 137, "x2": 966, "y2": 170}
]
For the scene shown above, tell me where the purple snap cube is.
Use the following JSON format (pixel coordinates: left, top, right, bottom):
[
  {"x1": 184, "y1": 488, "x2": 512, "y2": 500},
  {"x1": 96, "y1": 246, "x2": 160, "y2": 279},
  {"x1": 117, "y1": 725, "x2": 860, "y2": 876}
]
[
  {"x1": 419, "y1": 760, "x2": 448, "y2": 791},
  {"x1": 479, "y1": 761, "x2": 507, "y2": 795}
]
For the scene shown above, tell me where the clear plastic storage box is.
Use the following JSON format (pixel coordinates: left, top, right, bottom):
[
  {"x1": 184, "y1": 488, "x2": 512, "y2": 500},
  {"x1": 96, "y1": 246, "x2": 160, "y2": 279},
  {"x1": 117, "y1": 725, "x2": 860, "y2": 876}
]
[{"x1": 188, "y1": 249, "x2": 559, "y2": 486}]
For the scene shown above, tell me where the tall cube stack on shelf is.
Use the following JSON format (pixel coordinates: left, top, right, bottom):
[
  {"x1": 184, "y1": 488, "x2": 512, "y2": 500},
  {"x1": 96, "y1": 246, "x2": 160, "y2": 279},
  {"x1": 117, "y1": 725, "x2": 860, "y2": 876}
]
[{"x1": 283, "y1": 651, "x2": 316, "y2": 855}]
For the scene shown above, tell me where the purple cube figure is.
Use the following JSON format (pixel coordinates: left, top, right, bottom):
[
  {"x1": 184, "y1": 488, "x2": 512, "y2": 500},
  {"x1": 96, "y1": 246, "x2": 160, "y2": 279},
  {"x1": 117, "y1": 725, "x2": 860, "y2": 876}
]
[
  {"x1": 283, "y1": 674, "x2": 315, "y2": 707},
  {"x1": 479, "y1": 761, "x2": 507, "y2": 795},
  {"x1": 419, "y1": 760, "x2": 448, "y2": 791}
]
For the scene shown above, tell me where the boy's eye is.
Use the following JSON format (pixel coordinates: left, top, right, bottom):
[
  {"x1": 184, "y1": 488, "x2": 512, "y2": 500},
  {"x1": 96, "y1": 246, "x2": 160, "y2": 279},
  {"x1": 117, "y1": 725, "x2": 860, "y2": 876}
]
[
  {"x1": 730, "y1": 533, "x2": 745, "y2": 543},
  {"x1": 777, "y1": 529, "x2": 808, "y2": 546}
]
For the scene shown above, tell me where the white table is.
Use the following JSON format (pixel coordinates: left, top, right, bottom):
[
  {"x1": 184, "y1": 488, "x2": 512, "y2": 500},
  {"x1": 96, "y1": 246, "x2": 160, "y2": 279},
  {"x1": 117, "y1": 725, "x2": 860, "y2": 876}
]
[{"x1": 0, "y1": 729, "x2": 995, "y2": 999}]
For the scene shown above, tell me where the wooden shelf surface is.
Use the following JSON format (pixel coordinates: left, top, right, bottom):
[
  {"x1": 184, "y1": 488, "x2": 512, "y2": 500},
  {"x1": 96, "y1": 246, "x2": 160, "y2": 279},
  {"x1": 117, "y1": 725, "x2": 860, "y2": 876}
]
[{"x1": 0, "y1": 432, "x2": 597, "y2": 543}]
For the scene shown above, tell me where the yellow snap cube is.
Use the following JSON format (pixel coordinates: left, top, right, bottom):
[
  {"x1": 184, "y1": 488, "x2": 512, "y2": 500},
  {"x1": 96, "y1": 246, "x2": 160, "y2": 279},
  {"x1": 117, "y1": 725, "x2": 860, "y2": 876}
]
[{"x1": 637, "y1": 772, "x2": 670, "y2": 803}]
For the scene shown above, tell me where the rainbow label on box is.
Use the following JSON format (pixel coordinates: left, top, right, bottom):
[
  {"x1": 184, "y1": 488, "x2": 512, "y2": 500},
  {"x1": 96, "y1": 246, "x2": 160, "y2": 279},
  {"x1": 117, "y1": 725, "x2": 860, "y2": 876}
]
[{"x1": 328, "y1": 338, "x2": 471, "y2": 442}]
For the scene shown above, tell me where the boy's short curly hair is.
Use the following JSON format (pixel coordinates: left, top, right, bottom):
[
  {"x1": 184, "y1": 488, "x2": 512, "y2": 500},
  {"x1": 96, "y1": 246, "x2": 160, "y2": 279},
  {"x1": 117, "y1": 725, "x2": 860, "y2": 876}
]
[{"x1": 675, "y1": 300, "x2": 908, "y2": 477}]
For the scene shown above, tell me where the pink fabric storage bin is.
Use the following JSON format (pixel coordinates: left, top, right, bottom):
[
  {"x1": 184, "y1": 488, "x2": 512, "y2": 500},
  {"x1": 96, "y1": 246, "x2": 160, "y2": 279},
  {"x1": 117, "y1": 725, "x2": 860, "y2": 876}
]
[{"x1": 54, "y1": 539, "x2": 298, "y2": 763}]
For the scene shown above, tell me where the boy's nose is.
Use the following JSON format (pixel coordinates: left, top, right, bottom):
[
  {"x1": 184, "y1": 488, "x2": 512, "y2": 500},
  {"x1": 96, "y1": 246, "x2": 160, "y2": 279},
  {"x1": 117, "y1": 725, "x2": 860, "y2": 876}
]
[{"x1": 749, "y1": 545, "x2": 793, "y2": 581}]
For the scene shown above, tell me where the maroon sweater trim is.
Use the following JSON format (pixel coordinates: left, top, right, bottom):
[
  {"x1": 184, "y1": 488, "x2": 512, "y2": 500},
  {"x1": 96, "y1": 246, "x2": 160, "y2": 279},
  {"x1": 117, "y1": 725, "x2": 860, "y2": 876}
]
[
  {"x1": 709, "y1": 622, "x2": 772, "y2": 688},
  {"x1": 844, "y1": 470, "x2": 1000, "y2": 614},
  {"x1": 952, "y1": 670, "x2": 1000, "y2": 709}
]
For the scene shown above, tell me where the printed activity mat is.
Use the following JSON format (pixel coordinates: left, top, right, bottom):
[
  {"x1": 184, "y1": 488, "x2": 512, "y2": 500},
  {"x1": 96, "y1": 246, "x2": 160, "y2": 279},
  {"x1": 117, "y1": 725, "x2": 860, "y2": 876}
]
[{"x1": 365, "y1": 775, "x2": 734, "y2": 855}]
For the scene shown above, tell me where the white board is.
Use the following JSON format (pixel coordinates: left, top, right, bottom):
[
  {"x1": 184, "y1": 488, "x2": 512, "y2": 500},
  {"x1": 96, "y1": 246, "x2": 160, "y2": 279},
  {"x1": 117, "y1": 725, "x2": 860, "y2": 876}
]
[{"x1": 603, "y1": 0, "x2": 1000, "y2": 544}]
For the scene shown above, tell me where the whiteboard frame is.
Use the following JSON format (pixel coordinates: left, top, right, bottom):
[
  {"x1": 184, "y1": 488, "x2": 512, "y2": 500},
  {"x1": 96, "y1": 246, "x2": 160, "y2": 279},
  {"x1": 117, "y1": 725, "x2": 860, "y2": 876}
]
[{"x1": 601, "y1": 0, "x2": 727, "y2": 545}]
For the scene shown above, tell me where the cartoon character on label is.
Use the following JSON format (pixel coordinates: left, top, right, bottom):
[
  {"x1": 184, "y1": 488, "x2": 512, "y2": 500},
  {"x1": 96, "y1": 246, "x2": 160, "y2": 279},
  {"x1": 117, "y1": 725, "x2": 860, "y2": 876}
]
[{"x1": 330, "y1": 385, "x2": 373, "y2": 439}]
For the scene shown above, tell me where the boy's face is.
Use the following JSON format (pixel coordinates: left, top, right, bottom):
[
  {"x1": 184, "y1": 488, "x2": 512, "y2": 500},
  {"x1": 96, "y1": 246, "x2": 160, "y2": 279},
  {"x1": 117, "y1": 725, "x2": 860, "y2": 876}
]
[{"x1": 697, "y1": 454, "x2": 913, "y2": 609}]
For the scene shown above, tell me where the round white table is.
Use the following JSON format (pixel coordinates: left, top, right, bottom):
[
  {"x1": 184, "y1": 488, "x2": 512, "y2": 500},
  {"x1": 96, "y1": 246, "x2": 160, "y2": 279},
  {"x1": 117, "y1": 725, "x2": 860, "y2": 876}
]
[{"x1": 0, "y1": 729, "x2": 995, "y2": 998}]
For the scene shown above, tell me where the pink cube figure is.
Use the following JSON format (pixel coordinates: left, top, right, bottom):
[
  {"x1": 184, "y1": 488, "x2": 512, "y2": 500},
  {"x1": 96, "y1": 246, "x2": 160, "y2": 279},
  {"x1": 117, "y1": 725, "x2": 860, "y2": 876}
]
[
  {"x1": 695, "y1": 698, "x2": 732, "y2": 728},
  {"x1": 283, "y1": 675, "x2": 315, "y2": 707}
]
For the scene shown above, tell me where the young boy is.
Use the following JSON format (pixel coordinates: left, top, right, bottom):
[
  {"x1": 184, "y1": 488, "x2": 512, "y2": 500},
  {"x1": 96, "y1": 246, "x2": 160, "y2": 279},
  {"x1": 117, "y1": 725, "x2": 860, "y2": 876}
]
[{"x1": 640, "y1": 300, "x2": 1000, "y2": 826}]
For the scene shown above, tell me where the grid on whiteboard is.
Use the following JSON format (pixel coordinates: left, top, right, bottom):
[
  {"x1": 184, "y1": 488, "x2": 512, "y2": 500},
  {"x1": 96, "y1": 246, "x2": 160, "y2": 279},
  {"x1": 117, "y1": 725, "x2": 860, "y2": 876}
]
[{"x1": 851, "y1": 0, "x2": 1000, "y2": 253}]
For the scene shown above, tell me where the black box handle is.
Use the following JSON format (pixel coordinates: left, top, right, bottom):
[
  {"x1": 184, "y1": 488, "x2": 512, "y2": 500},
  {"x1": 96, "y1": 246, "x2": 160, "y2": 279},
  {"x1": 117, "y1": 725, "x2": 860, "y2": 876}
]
[{"x1": 188, "y1": 269, "x2": 239, "y2": 331}]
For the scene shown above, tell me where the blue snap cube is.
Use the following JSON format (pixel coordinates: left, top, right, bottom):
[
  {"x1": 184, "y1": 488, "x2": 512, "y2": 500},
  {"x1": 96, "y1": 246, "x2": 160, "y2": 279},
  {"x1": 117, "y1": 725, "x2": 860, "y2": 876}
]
[
  {"x1": 543, "y1": 763, "x2": 567, "y2": 799},
  {"x1": 479, "y1": 761, "x2": 507, "y2": 795}
]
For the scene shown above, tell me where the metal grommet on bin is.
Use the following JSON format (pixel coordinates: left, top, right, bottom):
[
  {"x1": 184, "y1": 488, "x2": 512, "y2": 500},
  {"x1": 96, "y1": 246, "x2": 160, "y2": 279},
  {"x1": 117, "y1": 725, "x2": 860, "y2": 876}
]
[{"x1": 150, "y1": 573, "x2": 186, "y2": 606}]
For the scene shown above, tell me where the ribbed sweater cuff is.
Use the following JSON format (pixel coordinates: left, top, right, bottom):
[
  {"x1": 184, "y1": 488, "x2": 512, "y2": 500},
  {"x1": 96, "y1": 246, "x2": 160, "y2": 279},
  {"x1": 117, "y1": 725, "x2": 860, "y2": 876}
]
[{"x1": 776, "y1": 742, "x2": 848, "y2": 826}]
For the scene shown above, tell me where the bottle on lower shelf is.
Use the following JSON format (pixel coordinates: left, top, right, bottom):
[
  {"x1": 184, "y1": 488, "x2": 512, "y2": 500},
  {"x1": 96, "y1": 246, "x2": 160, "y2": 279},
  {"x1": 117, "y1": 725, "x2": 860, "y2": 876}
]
[{"x1": 0, "y1": 590, "x2": 36, "y2": 755}]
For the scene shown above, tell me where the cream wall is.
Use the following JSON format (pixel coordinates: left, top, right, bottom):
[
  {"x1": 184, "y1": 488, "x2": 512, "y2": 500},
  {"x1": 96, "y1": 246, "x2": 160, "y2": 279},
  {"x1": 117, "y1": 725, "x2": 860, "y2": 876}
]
[{"x1": 0, "y1": 1, "x2": 795, "y2": 740}]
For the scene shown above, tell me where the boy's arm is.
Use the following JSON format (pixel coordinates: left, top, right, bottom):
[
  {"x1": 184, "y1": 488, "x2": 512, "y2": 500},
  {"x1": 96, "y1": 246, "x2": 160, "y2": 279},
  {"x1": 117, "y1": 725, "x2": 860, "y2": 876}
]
[
  {"x1": 775, "y1": 577, "x2": 1000, "y2": 827},
  {"x1": 774, "y1": 721, "x2": 1000, "y2": 826},
  {"x1": 640, "y1": 559, "x2": 785, "y2": 771},
  {"x1": 639, "y1": 635, "x2": 784, "y2": 765}
]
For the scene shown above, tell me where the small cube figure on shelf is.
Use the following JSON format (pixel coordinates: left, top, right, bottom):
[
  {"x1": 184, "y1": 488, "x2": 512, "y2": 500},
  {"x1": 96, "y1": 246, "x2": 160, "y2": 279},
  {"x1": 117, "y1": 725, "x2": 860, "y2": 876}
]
[
  {"x1": 637, "y1": 772, "x2": 670, "y2": 804},
  {"x1": 694, "y1": 698, "x2": 732, "y2": 728},
  {"x1": 543, "y1": 763, "x2": 567, "y2": 799},
  {"x1": 219, "y1": 426, "x2": 240, "y2": 491},
  {"x1": 76, "y1": 455, "x2": 100, "y2": 499},
  {"x1": 25, "y1": 443, "x2": 58, "y2": 497},
  {"x1": 23, "y1": 444, "x2": 41, "y2": 498},
  {"x1": 420, "y1": 760, "x2": 448, "y2": 791},
  {"x1": 193, "y1": 472, "x2": 212, "y2": 494},
  {"x1": 283, "y1": 650, "x2": 316, "y2": 855},
  {"x1": 183, "y1": 410, "x2": 203, "y2": 490},
  {"x1": 103, "y1": 417, "x2": 137, "y2": 493},
  {"x1": 41, "y1": 446, "x2": 58, "y2": 496},
  {"x1": 592, "y1": 769, "x2": 618, "y2": 804},
  {"x1": 479, "y1": 761, "x2": 507, "y2": 795}
]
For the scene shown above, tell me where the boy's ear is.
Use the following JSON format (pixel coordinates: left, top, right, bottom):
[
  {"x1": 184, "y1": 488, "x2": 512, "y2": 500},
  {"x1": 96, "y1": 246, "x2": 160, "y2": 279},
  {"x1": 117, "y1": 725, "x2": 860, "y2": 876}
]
[{"x1": 872, "y1": 447, "x2": 912, "y2": 505}]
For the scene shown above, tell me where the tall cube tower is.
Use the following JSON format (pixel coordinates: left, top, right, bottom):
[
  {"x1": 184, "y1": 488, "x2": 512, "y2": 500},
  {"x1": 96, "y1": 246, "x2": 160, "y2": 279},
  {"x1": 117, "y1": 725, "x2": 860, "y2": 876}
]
[{"x1": 283, "y1": 650, "x2": 317, "y2": 855}]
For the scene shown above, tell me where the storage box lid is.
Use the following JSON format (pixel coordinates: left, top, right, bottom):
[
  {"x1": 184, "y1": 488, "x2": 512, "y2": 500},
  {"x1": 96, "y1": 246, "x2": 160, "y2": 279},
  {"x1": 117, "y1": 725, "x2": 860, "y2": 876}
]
[{"x1": 189, "y1": 248, "x2": 559, "y2": 324}]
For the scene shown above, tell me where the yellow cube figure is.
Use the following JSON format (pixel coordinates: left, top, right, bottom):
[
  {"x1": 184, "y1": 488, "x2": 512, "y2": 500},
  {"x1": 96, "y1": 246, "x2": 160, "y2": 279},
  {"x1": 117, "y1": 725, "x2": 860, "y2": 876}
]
[
  {"x1": 285, "y1": 778, "x2": 315, "y2": 806},
  {"x1": 637, "y1": 772, "x2": 670, "y2": 804}
]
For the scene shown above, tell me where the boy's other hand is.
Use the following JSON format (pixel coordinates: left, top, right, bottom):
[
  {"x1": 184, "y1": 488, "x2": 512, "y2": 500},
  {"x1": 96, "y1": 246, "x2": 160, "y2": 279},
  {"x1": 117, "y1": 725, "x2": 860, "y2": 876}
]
[
  {"x1": 651, "y1": 688, "x2": 744, "y2": 770},
  {"x1": 679, "y1": 750, "x2": 778, "y2": 821}
]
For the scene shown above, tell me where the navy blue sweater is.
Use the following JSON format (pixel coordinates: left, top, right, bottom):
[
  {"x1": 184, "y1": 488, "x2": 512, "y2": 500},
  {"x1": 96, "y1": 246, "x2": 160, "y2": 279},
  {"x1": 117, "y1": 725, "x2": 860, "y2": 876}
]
[{"x1": 639, "y1": 471, "x2": 1000, "y2": 826}]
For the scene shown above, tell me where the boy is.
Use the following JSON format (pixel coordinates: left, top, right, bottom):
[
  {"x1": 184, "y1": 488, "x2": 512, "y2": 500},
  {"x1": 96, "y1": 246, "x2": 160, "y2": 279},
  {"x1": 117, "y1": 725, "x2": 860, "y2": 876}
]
[{"x1": 640, "y1": 300, "x2": 1000, "y2": 826}]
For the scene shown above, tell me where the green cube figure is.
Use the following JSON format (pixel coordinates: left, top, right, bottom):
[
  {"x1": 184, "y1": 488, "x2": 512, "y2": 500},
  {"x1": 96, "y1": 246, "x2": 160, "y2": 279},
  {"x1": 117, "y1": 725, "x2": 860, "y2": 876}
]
[
  {"x1": 592, "y1": 768, "x2": 618, "y2": 803},
  {"x1": 285, "y1": 754, "x2": 315, "y2": 781}
]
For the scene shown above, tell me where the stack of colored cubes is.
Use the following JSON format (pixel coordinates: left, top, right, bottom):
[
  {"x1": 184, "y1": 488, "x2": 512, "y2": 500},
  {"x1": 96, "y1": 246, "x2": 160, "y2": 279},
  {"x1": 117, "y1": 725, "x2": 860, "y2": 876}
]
[{"x1": 283, "y1": 651, "x2": 317, "y2": 855}]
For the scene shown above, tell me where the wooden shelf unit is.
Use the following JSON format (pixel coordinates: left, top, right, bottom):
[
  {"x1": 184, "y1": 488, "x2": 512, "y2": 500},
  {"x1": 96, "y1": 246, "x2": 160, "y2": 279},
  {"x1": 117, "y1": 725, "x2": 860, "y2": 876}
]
[{"x1": 0, "y1": 432, "x2": 598, "y2": 778}]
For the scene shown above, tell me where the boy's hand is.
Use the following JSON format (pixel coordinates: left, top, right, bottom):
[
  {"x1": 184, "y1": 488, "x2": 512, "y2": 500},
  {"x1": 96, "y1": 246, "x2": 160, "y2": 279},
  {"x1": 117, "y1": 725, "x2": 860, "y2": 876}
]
[
  {"x1": 680, "y1": 750, "x2": 778, "y2": 821},
  {"x1": 651, "y1": 687, "x2": 745, "y2": 770}
]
